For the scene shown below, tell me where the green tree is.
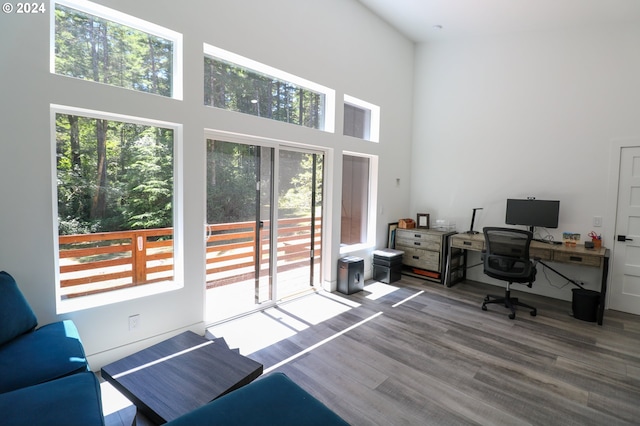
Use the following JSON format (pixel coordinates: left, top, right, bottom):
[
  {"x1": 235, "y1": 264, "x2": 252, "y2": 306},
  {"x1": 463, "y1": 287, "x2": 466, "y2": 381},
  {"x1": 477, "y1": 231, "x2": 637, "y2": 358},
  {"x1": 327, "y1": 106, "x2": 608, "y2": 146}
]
[
  {"x1": 55, "y1": 4, "x2": 173, "y2": 97},
  {"x1": 56, "y1": 114, "x2": 173, "y2": 235}
]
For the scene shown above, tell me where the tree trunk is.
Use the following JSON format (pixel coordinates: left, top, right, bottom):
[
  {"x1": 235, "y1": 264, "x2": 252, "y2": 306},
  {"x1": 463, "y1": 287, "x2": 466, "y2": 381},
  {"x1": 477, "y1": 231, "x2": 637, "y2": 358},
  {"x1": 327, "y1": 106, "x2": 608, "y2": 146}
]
[
  {"x1": 68, "y1": 115, "x2": 81, "y2": 169},
  {"x1": 299, "y1": 88, "x2": 304, "y2": 127},
  {"x1": 89, "y1": 17, "x2": 100, "y2": 82},
  {"x1": 148, "y1": 36, "x2": 158, "y2": 93},
  {"x1": 91, "y1": 119, "x2": 108, "y2": 219}
]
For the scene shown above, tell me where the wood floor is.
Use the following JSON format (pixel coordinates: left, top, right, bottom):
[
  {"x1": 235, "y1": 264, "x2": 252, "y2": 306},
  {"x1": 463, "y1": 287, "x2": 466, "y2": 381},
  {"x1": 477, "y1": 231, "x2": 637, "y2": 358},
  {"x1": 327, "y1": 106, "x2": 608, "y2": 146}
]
[{"x1": 209, "y1": 276, "x2": 640, "y2": 426}]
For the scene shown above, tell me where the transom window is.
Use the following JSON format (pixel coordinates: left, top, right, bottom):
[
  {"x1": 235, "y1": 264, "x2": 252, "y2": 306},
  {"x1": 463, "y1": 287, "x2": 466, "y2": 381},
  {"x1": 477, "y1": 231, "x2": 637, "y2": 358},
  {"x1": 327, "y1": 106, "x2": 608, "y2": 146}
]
[
  {"x1": 204, "y1": 44, "x2": 335, "y2": 132},
  {"x1": 52, "y1": 0, "x2": 183, "y2": 99},
  {"x1": 343, "y1": 95, "x2": 380, "y2": 142}
]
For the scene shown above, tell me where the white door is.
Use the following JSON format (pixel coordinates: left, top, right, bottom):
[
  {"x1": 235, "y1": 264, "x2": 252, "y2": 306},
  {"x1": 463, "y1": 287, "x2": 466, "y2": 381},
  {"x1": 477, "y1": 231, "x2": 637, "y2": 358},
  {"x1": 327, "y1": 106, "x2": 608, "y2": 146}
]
[{"x1": 609, "y1": 146, "x2": 640, "y2": 314}]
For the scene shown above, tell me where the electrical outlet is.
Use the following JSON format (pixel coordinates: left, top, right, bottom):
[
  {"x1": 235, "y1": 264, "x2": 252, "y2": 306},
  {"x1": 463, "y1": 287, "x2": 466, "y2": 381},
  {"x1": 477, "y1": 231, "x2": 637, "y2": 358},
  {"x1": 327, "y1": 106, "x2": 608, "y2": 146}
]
[
  {"x1": 128, "y1": 314, "x2": 140, "y2": 331},
  {"x1": 593, "y1": 216, "x2": 602, "y2": 227}
]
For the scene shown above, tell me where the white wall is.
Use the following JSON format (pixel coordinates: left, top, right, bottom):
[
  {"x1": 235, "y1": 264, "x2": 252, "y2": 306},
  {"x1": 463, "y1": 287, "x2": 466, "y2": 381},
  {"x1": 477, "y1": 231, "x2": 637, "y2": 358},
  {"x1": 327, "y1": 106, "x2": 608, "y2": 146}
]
[
  {"x1": 412, "y1": 25, "x2": 640, "y2": 300},
  {"x1": 0, "y1": 0, "x2": 414, "y2": 368}
]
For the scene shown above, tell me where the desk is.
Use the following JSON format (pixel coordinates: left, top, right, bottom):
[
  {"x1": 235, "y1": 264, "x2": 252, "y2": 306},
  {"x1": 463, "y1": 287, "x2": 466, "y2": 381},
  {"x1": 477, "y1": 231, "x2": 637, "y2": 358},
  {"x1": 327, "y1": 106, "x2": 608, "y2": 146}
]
[{"x1": 445, "y1": 233, "x2": 610, "y2": 325}]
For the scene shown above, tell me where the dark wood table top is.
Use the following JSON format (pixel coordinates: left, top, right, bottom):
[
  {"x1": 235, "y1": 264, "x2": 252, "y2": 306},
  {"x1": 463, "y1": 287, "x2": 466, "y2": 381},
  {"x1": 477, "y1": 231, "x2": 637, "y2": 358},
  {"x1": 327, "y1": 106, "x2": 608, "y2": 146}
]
[{"x1": 101, "y1": 331, "x2": 263, "y2": 424}]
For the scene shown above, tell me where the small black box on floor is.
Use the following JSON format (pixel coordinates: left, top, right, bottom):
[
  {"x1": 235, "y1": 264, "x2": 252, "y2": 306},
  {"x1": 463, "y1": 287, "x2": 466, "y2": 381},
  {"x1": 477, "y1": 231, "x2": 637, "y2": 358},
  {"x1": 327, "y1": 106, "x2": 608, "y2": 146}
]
[
  {"x1": 372, "y1": 249, "x2": 404, "y2": 284},
  {"x1": 373, "y1": 264, "x2": 402, "y2": 284},
  {"x1": 338, "y1": 256, "x2": 364, "y2": 294}
]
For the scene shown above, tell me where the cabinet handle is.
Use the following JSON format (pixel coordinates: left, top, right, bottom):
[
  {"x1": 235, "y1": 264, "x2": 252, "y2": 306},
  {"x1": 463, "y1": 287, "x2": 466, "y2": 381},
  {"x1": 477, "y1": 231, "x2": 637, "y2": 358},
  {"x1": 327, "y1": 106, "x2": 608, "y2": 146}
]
[
  {"x1": 414, "y1": 234, "x2": 421, "y2": 238},
  {"x1": 414, "y1": 242, "x2": 421, "y2": 246},
  {"x1": 569, "y1": 256, "x2": 582, "y2": 262},
  {"x1": 463, "y1": 241, "x2": 472, "y2": 246},
  {"x1": 412, "y1": 256, "x2": 419, "y2": 260}
]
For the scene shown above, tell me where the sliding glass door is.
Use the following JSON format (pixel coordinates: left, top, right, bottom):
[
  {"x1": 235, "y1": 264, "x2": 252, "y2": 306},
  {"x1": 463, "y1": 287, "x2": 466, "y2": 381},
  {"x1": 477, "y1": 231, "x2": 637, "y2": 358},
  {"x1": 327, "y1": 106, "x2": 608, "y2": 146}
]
[
  {"x1": 276, "y1": 149, "x2": 323, "y2": 300},
  {"x1": 205, "y1": 140, "x2": 273, "y2": 321},
  {"x1": 205, "y1": 139, "x2": 323, "y2": 323}
]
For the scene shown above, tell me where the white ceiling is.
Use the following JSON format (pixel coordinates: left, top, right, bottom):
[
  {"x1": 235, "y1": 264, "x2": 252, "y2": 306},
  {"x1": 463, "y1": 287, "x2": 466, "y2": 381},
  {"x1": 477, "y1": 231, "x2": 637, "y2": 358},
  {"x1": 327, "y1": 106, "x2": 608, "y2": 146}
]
[{"x1": 358, "y1": 0, "x2": 640, "y2": 42}]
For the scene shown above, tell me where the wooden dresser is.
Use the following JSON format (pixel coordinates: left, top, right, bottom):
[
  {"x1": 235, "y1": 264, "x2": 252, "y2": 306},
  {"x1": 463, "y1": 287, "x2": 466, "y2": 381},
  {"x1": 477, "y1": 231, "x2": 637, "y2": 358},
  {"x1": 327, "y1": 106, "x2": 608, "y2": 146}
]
[{"x1": 395, "y1": 228, "x2": 455, "y2": 284}]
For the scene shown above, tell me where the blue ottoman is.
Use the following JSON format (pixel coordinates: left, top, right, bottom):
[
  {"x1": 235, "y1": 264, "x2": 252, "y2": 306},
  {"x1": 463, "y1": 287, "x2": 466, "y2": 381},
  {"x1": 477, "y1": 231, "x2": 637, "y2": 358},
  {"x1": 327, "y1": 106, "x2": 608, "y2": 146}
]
[{"x1": 166, "y1": 372, "x2": 349, "y2": 426}]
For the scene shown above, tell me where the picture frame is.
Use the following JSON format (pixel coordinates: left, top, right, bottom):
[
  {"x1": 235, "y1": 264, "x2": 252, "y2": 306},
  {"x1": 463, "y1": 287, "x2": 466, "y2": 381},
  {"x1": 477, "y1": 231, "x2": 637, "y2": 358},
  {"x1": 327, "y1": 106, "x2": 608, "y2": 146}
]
[
  {"x1": 416, "y1": 213, "x2": 430, "y2": 229},
  {"x1": 387, "y1": 222, "x2": 399, "y2": 248}
]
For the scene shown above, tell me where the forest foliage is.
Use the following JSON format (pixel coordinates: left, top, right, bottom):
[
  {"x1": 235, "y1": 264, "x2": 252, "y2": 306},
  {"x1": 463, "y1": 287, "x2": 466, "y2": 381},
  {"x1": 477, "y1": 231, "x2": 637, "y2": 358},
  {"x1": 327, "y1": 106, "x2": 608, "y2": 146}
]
[
  {"x1": 54, "y1": 4, "x2": 323, "y2": 237},
  {"x1": 56, "y1": 114, "x2": 174, "y2": 235},
  {"x1": 204, "y1": 57, "x2": 325, "y2": 130},
  {"x1": 55, "y1": 4, "x2": 173, "y2": 96}
]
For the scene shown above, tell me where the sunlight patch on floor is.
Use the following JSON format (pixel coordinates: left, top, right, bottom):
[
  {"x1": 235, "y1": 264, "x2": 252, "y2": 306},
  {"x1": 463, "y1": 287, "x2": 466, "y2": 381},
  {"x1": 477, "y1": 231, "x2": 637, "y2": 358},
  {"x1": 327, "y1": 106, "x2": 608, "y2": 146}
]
[
  {"x1": 207, "y1": 292, "x2": 359, "y2": 355},
  {"x1": 278, "y1": 292, "x2": 353, "y2": 325},
  {"x1": 207, "y1": 309, "x2": 302, "y2": 355},
  {"x1": 363, "y1": 281, "x2": 400, "y2": 300}
]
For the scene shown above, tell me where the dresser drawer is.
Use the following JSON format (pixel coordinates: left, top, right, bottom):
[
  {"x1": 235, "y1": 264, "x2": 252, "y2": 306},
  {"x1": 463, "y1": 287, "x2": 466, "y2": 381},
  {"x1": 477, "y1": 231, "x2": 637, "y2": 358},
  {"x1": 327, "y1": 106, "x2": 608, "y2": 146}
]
[
  {"x1": 553, "y1": 252, "x2": 602, "y2": 267},
  {"x1": 401, "y1": 247, "x2": 440, "y2": 271},
  {"x1": 397, "y1": 229, "x2": 441, "y2": 245},
  {"x1": 396, "y1": 236, "x2": 440, "y2": 251}
]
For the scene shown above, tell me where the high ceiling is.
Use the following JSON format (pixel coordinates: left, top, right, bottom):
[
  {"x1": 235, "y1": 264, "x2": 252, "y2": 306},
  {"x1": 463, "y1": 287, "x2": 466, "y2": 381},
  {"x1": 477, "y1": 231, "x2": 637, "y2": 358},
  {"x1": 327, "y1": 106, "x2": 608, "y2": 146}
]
[{"x1": 358, "y1": 0, "x2": 640, "y2": 42}]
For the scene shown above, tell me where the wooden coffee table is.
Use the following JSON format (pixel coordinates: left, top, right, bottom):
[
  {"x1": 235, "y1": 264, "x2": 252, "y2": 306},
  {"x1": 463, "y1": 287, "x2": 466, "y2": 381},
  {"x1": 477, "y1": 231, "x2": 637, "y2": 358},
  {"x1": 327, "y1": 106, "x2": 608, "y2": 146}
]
[{"x1": 101, "y1": 331, "x2": 263, "y2": 424}]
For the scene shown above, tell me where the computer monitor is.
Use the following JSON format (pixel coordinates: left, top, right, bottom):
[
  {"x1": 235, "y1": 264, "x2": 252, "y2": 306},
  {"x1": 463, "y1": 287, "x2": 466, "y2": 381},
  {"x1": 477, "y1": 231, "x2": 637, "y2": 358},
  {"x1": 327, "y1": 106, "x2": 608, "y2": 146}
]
[{"x1": 505, "y1": 198, "x2": 560, "y2": 233}]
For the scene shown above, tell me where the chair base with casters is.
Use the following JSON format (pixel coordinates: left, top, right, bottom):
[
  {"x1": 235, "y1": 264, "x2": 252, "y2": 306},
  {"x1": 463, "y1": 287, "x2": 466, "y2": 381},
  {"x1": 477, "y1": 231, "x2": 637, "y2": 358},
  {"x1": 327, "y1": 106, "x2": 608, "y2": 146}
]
[{"x1": 482, "y1": 282, "x2": 537, "y2": 320}]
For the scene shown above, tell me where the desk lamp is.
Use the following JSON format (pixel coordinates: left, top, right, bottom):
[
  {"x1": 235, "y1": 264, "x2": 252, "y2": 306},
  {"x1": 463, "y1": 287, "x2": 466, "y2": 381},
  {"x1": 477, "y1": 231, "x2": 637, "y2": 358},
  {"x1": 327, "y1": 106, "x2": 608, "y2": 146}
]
[{"x1": 466, "y1": 208, "x2": 483, "y2": 234}]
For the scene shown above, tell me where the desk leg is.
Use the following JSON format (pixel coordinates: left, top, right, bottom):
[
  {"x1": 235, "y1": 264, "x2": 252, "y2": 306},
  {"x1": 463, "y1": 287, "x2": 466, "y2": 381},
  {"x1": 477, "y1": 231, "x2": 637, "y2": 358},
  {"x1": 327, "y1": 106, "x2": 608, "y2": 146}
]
[
  {"x1": 444, "y1": 240, "x2": 452, "y2": 287},
  {"x1": 597, "y1": 250, "x2": 610, "y2": 326},
  {"x1": 444, "y1": 240, "x2": 466, "y2": 288}
]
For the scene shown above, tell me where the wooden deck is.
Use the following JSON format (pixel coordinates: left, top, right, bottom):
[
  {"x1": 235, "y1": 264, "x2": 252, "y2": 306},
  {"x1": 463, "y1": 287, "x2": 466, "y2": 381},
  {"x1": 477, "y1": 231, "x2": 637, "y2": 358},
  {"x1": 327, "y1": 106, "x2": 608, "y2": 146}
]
[{"x1": 58, "y1": 217, "x2": 321, "y2": 300}]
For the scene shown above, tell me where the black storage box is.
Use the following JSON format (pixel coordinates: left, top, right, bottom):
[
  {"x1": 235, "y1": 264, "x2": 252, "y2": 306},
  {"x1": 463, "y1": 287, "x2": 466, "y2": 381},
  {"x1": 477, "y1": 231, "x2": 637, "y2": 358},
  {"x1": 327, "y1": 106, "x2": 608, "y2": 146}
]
[
  {"x1": 373, "y1": 264, "x2": 401, "y2": 284},
  {"x1": 572, "y1": 288, "x2": 600, "y2": 322},
  {"x1": 338, "y1": 256, "x2": 364, "y2": 294},
  {"x1": 372, "y1": 249, "x2": 404, "y2": 284}
]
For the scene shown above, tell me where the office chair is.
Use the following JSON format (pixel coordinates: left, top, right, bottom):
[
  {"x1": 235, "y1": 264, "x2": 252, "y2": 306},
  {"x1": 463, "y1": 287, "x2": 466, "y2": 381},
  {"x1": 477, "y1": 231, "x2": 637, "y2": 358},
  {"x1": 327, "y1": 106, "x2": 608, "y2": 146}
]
[{"x1": 481, "y1": 227, "x2": 538, "y2": 319}]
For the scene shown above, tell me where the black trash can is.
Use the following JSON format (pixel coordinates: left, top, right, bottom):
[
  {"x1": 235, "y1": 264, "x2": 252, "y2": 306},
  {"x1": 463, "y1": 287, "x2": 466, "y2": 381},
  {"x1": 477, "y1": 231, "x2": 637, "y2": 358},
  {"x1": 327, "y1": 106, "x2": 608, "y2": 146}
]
[
  {"x1": 338, "y1": 256, "x2": 364, "y2": 294},
  {"x1": 572, "y1": 288, "x2": 600, "y2": 322}
]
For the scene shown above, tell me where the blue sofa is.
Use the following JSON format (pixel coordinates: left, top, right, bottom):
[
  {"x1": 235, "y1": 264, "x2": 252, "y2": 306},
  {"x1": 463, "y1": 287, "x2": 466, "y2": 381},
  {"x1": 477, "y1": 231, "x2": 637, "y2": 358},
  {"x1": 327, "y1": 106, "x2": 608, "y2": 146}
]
[{"x1": 0, "y1": 271, "x2": 105, "y2": 425}]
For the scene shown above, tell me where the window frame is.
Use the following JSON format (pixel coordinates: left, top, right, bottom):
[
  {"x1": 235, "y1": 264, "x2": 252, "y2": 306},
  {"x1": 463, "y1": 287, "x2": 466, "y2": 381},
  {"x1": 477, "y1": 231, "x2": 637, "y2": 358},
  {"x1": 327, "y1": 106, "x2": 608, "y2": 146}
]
[
  {"x1": 51, "y1": 0, "x2": 184, "y2": 100},
  {"x1": 343, "y1": 94, "x2": 380, "y2": 143},
  {"x1": 51, "y1": 104, "x2": 184, "y2": 314},
  {"x1": 203, "y1": 43, "x2": 335, "y2": 133}
]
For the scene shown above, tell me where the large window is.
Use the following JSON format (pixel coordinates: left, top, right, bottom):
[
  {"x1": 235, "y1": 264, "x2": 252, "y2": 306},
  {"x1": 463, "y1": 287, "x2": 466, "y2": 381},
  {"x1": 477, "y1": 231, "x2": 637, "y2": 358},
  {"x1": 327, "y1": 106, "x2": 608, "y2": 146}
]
[
  {"x1": 52, "y1": 0, "x2": 183, "y2": 99},
  {"x1": 204, "y1": 44, "x2": 335, "y2": 132},
  {"x1": 341, "y1": 154, "x2": 371, "y2": 246},
  {"x1": 53, "y1": 106, "x2": 180, "y2": 310}
]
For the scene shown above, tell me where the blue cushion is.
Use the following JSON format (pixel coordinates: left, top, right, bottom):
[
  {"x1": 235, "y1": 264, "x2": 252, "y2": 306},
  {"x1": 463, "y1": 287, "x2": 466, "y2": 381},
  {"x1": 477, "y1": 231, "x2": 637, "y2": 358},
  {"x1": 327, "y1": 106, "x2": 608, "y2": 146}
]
[
  {"x1": 0, "y1": 371, "x2": 105, "y2": 426},
  {"x1": 166, "y1": 372, "x2": 349, "y2": 426},
  {"x1": 0, "y1": 271, "x2": 37, "y2": 346},
  {"x1": 0, "y1": 320, "x2": 89, "y2": 393}
]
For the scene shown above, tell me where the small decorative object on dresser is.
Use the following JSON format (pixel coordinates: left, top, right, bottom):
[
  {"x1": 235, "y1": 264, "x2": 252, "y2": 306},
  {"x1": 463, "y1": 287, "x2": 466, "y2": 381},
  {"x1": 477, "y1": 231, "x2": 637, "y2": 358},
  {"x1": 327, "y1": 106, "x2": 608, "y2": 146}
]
[
  {"x1": 416, "y1": 213, "x2": 430, "y2": 229},
  {"x1": 398, "y1": 218, "x2": 415, "y2": 229}
]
